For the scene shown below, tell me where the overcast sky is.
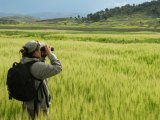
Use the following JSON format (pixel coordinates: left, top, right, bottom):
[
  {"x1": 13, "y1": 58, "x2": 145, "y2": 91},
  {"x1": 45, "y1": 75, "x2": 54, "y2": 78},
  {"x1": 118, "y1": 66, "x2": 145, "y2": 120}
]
[{"x1": 0, "y1": 0, "x2": 152, "y2": 14}]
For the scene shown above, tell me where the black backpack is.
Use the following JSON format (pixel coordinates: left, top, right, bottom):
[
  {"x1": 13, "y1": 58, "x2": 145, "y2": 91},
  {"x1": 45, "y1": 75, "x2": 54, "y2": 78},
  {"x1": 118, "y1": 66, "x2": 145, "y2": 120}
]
[{"x1": 7, "y1": 61, "x2": 42, "y2": 101}]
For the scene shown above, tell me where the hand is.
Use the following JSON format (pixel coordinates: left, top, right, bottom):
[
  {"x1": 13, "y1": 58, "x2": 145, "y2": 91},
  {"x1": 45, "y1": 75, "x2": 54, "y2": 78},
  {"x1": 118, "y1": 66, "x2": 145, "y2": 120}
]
[{"x1": 45, "y1": 46, "x2": 51, "y2": 55}]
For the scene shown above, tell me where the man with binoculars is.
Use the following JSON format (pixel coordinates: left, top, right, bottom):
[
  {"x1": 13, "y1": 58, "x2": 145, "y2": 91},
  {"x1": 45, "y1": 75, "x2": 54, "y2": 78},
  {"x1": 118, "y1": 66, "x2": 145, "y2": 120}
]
[{"x1": 19, "y1": 40, "x2": 62, "y2": 119}]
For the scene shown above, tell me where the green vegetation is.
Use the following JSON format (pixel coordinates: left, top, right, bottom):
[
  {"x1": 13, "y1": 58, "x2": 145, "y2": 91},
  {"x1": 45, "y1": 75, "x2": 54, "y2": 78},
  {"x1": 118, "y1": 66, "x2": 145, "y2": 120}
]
[
  {"x1": 0, "y1": 30, "x2": 160, "y2": 43},
  {"x1": 0, "y1": 29, "x2": 160, "y2": 120},
  {"x1": 6, "y1": 0, "x2": 157, "y2": 26},
  {"x1": 0, "y1": 1, "x2": 160, "y2": 119},
  {"x1": 0, "y1": 1, "x2": 160, "y2": 31},
  {"x1": 86, "y1": 0, "x2": 160, "y2": 22},
  {"x1": 0, "y1": 16, "x2": 38, "y2": 24},
  {"x1": 38, "y1": 0, "x2": 159, "y2": 30},
  {"x1": 0, "y1": 14, "x2": 159, "y2": 31}
]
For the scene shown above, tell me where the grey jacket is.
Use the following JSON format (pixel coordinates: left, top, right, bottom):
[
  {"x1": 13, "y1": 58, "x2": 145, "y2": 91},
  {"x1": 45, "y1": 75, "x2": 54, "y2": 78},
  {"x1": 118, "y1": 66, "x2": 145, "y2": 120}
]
[{"x1": 20, "y1": 53, "x2": 62, "y2": 110}]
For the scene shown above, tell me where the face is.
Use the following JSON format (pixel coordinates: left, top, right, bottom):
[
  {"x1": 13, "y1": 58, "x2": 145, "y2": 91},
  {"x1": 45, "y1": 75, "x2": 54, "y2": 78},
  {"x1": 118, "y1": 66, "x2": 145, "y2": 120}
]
[{"x1": 33, "y1": 48, "x2": 41, "y2": 58}]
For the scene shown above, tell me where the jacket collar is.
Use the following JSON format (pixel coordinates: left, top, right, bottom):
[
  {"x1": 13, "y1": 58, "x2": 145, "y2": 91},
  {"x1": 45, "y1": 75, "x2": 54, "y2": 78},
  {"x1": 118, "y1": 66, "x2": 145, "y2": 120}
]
[{"x1": 20, "y1": 57, "x2": 39, "y2": 64}]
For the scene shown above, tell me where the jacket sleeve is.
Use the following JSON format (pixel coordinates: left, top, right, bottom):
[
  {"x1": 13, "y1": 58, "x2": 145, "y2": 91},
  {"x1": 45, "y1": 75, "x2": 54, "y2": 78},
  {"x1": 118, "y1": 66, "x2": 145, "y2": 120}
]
[{"x1": 30, "y1": 53, "x2": 62, "y2": 80}]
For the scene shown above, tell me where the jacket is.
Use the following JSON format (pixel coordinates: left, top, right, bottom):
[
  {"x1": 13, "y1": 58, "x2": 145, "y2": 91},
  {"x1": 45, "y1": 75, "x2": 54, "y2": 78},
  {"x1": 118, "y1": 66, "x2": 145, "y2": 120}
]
[{"x1": 20, "y1": 53, "x2": 62, "y2": 110}]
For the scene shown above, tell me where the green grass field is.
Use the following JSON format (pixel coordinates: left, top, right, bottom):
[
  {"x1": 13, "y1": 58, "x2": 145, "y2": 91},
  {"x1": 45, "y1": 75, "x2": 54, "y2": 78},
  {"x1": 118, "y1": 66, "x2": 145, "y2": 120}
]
[
  {"x1": 0, "y1": 14, "x2": 159, "y2": 32},
  {"x1": 0, "y1": 29, "x2": 160, "y2": 120}
]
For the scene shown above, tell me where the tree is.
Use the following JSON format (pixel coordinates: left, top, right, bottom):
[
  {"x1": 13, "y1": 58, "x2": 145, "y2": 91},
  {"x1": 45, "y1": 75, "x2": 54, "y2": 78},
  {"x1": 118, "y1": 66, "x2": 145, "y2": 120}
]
[{"x1": 85, "y1": 0, "x2": 160, "y2": 22}]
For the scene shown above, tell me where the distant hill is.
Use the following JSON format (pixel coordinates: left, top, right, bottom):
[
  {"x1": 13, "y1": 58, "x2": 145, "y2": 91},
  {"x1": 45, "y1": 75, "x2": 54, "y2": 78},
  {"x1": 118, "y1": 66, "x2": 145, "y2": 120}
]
[
  {"x1": 0, "y1": 16, "x2": 39, "y2": 24},
  {"x1": 0, "y1": 12, "x2": 87, "y2": 20},
  {"x1": 0, "y1": 12, "x2": 19, "y2": 17},
  {"x1": 0, "y1": 0, "x2": 159, "y2": 30},
  {"x1": 30, "y1": 12, "x2": 87, "y2": 20},
  {"x1": 36, "y1": 18, "x2": 67, "y2": 23},
  {"x1": 86, "y1": 0, "x2": 160, "y2": 22}
]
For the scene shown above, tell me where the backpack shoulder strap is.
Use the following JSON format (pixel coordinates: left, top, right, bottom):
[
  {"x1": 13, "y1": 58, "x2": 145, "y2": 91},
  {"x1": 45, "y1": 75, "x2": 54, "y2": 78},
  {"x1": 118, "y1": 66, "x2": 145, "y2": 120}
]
[{"x1": 26, "y1": 61, "x2": 43, "y2": 81}]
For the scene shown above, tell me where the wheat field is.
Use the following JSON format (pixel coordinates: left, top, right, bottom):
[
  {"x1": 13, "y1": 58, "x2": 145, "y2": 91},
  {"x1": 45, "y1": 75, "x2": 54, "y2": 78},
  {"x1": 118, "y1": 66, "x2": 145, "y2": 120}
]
[{"x1": 0, "y1": 30, "x2": 160, "y2": 120}]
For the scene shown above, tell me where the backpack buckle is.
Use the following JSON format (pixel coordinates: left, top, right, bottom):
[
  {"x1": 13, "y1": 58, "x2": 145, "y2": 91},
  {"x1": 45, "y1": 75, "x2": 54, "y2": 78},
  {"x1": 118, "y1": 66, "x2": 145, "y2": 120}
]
[{"x1": 13, "y1": 62, "x2": 18, "y2": 67}]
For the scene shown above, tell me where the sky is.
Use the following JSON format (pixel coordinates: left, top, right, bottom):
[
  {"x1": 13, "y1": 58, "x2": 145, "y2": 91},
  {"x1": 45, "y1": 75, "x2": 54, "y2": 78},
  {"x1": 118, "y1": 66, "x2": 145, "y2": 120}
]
[{"x1": 0, "y1": 0, "x2": 152, "y2": 14}]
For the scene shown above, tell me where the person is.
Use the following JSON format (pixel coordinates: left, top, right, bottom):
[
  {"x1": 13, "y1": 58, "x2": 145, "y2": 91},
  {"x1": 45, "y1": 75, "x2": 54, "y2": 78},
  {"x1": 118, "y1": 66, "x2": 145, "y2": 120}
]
[{"x1": 20, "y1": 40, "x2": 62, "y2": 119}]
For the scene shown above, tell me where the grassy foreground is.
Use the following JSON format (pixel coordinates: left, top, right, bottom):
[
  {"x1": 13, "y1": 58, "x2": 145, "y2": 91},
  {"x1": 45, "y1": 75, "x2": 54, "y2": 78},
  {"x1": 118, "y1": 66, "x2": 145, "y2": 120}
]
[{"x1": 0, "y1": 30, "x2": 160, "y2": 120}]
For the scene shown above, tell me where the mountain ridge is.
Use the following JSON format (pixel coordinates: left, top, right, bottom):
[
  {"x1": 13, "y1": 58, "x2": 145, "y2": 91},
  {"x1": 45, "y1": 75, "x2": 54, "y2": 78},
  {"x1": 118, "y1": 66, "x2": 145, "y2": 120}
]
[
  {"x1": 85, "y1": 0, "x2": 160, "y2": 22},
  {"x1": 0, "y1": 12, "x2": 87, "y2": 20}
]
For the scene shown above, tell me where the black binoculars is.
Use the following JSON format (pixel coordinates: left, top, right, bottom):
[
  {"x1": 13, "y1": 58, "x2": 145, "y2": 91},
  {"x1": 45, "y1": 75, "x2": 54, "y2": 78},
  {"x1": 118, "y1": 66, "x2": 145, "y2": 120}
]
[{"x1": 40, "y1": 47, "x2": 54, "y2": 52}]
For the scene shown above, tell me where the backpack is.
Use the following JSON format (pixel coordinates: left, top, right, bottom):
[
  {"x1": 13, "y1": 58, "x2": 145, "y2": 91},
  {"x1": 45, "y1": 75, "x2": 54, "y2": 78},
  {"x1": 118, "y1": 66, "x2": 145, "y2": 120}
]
[{"x1": 7, "y1": 61, "x2": 42, "y2": 102}]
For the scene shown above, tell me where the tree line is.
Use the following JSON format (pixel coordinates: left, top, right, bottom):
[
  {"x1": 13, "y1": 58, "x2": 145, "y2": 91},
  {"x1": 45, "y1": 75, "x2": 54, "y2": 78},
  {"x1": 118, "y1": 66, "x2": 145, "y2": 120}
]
[{"x1": 81, "y1": 0, "x2": 160, "y2": 22}]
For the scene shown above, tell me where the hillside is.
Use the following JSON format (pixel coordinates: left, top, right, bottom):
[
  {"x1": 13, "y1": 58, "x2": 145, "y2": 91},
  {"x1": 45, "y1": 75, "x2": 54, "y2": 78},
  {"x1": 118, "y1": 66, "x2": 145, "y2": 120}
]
[
  {"x1": 32, "y1": 0, "x2": 160, "y2": 30},
  {"x1": 0, "y1": 16, "x2": 39, "y2": 24},
  {"x1": 0, "y1": 0, "x2": 160, "y2": 31},
  {"x1": 30, "y1": 12, "x2": 87, "y2": 20},
  {"x1": 86, "y1": 0, "x2": 160, "y2": 22}
]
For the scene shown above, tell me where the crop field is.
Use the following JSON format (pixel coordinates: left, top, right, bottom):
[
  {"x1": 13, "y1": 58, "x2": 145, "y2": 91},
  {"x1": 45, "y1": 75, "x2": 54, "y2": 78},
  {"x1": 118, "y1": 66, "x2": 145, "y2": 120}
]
[{"x1": 0, "y1": 29, "x2": 160, "y2": 120}]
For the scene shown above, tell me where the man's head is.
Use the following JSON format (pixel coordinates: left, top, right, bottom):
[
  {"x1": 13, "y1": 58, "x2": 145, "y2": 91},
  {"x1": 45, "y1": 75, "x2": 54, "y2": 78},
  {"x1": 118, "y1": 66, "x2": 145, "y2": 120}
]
[{"x1": 20, "y1": 40, "x2": 41, "y2": 58}]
